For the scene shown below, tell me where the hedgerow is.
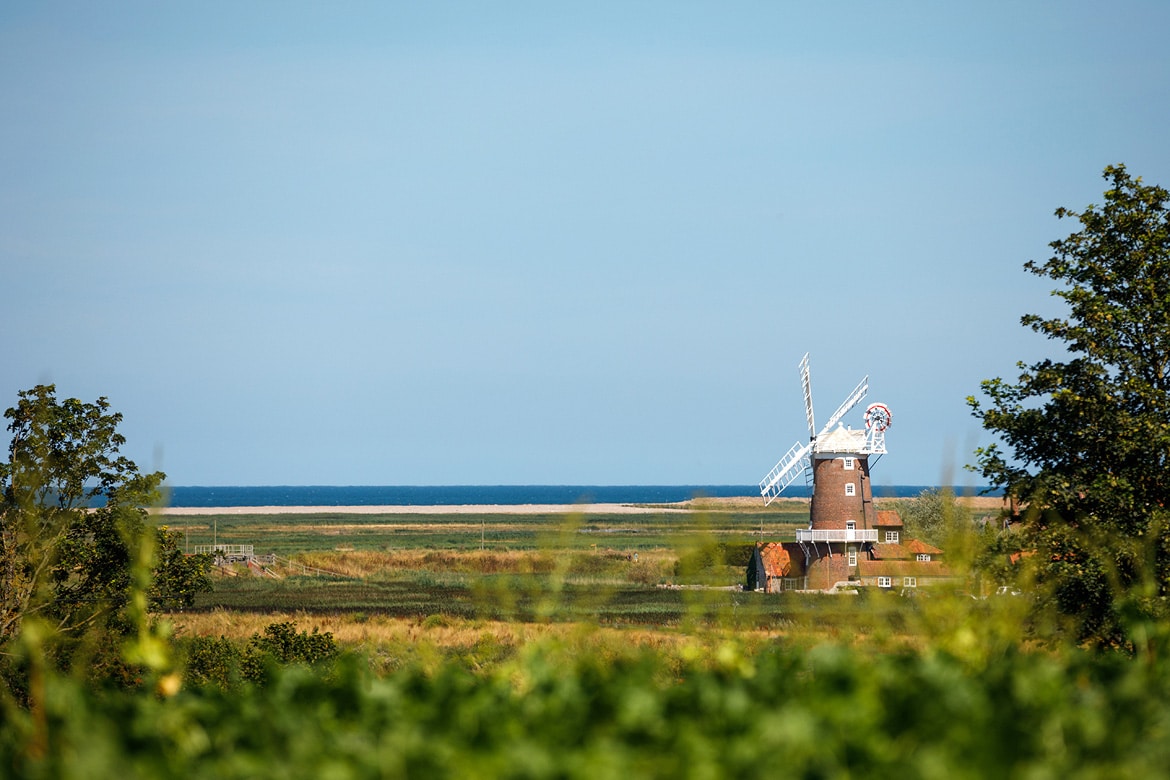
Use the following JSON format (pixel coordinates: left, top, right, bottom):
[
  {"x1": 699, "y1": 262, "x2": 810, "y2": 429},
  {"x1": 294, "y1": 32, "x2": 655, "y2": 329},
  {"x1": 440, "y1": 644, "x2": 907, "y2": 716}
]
[{"x1": 4, "y1": 627, "x2": 1170, "y2": 778}]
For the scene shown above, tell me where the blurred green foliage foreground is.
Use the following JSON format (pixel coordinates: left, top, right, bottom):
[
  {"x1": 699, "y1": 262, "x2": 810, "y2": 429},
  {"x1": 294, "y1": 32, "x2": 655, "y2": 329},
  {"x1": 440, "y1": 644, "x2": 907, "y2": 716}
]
[{"x1": 5, "y1": 621, "x2": 1170, "y2": 779}]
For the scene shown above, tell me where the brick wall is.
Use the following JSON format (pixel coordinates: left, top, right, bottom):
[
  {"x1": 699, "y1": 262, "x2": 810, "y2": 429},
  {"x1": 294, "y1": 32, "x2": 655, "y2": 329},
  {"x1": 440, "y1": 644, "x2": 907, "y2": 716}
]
[
  {"x1": 805, "y1": 547, "x2": 854, "y2": 590},
  {"x1": 809, "y1": 454, "x2": 874, "y2": 530}
]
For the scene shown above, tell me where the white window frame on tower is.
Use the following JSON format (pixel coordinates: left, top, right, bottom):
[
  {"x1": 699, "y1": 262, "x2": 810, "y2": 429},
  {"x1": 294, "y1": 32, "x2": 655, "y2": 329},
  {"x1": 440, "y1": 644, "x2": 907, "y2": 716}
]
[
  {"x1": 843, "y1": 457, "x2": 855, "y2": 470},
  {"x1": 845, "y1": 483, "x2": 856, "y2": 497},
  {"x1": 847, "y1": 548, "x2": 857, "y2": 567}
]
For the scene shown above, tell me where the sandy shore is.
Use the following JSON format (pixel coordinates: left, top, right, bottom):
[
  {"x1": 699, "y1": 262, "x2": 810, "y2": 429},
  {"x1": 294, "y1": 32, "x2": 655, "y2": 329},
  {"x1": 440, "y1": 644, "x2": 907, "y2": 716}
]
[
  {"x1": 155, "y1": 495, "x2": 1003, "y2": 517},
  {"x1": 157, "y1": 503, "x2": 691, "y2": 516}
]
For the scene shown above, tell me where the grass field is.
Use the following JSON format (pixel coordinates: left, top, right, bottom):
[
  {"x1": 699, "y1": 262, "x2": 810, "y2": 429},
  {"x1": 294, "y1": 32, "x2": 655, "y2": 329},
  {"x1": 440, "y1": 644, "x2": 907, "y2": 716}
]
[
  {"x1": 167, "y1": 500, "x2": 800, "y2": 623},
  {"x1": 163, "y1": 498, "x2": 813, "y2": 555},
  {"x1": 158, "y1": 497, "x2": 960, "y2": 653}
]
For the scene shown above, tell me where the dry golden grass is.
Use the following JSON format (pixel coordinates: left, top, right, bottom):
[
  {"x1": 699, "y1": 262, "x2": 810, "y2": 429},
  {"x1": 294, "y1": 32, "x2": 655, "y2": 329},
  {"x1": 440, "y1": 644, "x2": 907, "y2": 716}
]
[
  {"x1": 282, "y1": 547, "x2": 678, "y2": 578},
  {"x1": 161, "y1": 608, "x2": 929, "y2": 665},
  {"x1": 955, "y1": 495, "x2": 1007, "y2": 510},
  {"x1": 162, "y1": 609, "x2": 763, "y2": 656},
  {"x1": 292, "y1": 549, "x2": 554, "y2": 577}
]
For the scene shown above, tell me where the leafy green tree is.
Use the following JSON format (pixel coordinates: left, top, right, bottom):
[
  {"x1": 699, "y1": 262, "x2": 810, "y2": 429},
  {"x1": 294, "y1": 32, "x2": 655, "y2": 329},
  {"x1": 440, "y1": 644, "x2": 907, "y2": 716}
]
[
  {"x1": 968, "y1": 165, "x2": 1170, "y2": 646},
  {"x1": 149, "y1": 525, "x2": 212, "y2": 611},
  {"x1": 0, "y1": 385, "x2": 211, "y2": 655},
  {"x1": 898, "y1": 488, "x2": 973, "y2": 549}
]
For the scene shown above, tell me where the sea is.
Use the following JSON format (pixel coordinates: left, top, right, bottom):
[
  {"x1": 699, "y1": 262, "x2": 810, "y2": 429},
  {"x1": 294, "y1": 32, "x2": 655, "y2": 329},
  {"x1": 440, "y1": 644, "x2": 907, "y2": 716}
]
[{"x1": 163, "y1": 485, "x2": 989, "y2": 508}]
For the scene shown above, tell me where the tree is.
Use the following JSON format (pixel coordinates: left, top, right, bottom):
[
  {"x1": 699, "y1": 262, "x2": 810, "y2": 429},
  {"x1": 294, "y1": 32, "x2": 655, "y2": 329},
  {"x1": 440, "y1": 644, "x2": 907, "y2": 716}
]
[
  {"x1": 898, "y1": 488, "x2": 973, "y2": 549},
  {"x1": 968, "y1": 164, "x2": 1170, "y2": 646},
  {"x1": 0, "y1": 385, "x2": 211, "y2": 654},
  {"x1": 149, "y1": 525, "x2": 213, "y2": 612}
]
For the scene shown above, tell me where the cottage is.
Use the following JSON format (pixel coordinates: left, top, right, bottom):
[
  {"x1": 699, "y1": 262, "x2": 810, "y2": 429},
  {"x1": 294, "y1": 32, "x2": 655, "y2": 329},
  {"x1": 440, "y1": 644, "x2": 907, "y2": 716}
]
[
  {"x1": 857, "y1": 536, "x2": 950, "y2": 590},
  {"x1": 875, "y1": 509, "x2": 903, "y2": 544},
  {"x1": 746, "y1": 542, "x2": 798, "y2": 593}
]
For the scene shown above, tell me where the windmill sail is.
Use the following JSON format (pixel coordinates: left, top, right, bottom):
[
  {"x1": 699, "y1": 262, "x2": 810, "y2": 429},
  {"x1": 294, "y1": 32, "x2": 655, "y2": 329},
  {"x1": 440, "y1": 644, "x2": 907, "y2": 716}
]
[
  {"x1": 800, "y1": 353, "x2": 816, "y2": 440},
  {"x1": 759, "y1": 440, "x2": 812, "y2": 505},
  {"x1": 760, "y1": 354, "x2": 884, "y2": 505},
  {"x1": 819, "y1": 375, "x2": 868, "y2": 438}
]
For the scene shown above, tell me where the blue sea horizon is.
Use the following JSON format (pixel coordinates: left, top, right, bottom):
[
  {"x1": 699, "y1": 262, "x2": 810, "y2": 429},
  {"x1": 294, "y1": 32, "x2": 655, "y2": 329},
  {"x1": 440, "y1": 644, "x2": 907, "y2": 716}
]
[{"x1": 162, "y1": 484, "x2": 998, "y2": 508}]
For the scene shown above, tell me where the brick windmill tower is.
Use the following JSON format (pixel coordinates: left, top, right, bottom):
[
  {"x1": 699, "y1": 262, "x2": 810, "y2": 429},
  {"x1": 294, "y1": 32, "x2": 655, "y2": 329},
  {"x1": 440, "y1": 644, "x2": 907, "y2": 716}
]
[{"x1": 752, "y1": 353, "x2": 892, "y2": 591}]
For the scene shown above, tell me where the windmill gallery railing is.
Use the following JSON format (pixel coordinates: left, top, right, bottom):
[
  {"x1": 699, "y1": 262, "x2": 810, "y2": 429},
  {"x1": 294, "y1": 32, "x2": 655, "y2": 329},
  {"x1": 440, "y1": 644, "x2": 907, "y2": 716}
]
[{"x1": 795, "y1": 529, "x2": 878, "y2": 543}]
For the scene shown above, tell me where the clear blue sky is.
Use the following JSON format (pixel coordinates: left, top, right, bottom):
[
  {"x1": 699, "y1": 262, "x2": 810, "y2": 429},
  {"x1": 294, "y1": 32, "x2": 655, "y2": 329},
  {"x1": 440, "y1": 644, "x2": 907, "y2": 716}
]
[{"x1": 2, "y1": 2, "x2": 1168, "y2": 488}]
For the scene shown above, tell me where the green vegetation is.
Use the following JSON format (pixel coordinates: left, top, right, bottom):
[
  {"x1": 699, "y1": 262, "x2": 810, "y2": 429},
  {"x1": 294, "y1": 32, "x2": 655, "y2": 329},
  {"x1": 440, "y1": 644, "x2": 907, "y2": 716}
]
[
  {"x1": 197, "y1": 573, "x2": 921, "y2": 630},
  {"x1": 185, "y1": 620, "x2": 339, "y2": 688},
  {"x1": 969, "y1": 165, "x2": 1170, "y2": 647},
  {"x1": 0, "y1": 385, "x2": 212, "y2": 685},
  {"x1": 166, "y1": 504, "x2": 808, "y2": 556},
  {"x1": 8, "y1": 611, "x2": 1170, "y2": 777},
  {"x1": 176, "y1": 505, "x2": 801, "y2": 627},
  {"x1": 895, "y1": 488, "x2": 976, "y2": 549}
]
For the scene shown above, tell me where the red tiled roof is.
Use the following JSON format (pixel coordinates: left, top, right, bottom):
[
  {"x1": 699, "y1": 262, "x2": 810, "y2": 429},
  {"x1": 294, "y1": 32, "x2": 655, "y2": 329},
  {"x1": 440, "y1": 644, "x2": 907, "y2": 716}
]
[
  {"x1": 876, "y1": 510, "x2": 903, "y2": 527},
  {"x1": 906, "y1": 539, "x2": 943, "y2": 555},
  {"x1": 756, "y1": 542, "x2": 791, "y2": 577},
  {"x1": 873, "y1": 538, "x2": 942, "y2": 560},
  {"x1": 871, "y1": 543, "x2": 911, "y2": 560}
]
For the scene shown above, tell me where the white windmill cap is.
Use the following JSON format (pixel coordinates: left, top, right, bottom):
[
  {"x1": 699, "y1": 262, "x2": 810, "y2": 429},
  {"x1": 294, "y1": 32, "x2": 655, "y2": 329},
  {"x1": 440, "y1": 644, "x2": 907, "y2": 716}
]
[{"x1": 814, "y1": 425, "x2": 866, "y2": 454}]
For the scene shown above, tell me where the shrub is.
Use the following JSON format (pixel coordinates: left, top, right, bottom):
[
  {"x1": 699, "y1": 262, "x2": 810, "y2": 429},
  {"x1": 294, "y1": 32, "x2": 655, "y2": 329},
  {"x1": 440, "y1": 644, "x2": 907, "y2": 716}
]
[
  {"x1": 185, "y1": 636, "x2": 240, "y2": 688},
  {"x1": 182, "y1": 622, "x2": 339, "y2": 689},
  {"x1": 8, "y1": 634, "x2": 1170, "y2": 777}
]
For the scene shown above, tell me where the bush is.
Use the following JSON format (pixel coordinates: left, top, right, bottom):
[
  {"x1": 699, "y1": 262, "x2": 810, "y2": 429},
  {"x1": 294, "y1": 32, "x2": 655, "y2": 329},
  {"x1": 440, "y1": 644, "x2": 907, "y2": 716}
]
[
  {"x1": 248, "y1": 621, "x2": 338, "y2": 666},
  {"x1": 181, "y1": 622, "x2": 339, "y2": 690},
  {"x1": 7, "y1": 634, "x2": 1170, "y2": 777},
  {"x1": 185, "y1": 636, "x2": 240, "y2": 688},
  {"x1": 674, "y1": 542, "x2": 752, "y2": 579}
]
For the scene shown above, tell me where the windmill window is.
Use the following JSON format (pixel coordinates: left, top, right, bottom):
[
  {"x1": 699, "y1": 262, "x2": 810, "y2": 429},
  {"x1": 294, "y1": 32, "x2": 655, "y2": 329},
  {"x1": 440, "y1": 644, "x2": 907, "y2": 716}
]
[
  {"x1": 885, "y1": 531, "x2": 899, "y2": 543},
  {"x1": 916, "y1": 553, "x2": 931, "y2": 562},
  {"x1": 847, "y1": 549, "x2": 857, "y2": 566},
  {"x1": 843, "y1": 457, "x2": 854, "y2": 470},
  {"x1": 845, "y1": 483, "x2": 856, "y2": 497},
  {"x1": 878, "y1": 577, "x2": 891, "y2": 588}
]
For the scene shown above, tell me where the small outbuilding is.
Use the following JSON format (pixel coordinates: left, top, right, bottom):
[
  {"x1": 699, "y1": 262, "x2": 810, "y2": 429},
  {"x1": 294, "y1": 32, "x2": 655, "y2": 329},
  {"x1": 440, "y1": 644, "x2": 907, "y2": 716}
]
[
  {"x1": 747, "y1": 542, "x2": 801, "y2": 593},
  {"x1": 858, "y1": 537, "x2": 950, "y2": 590}
]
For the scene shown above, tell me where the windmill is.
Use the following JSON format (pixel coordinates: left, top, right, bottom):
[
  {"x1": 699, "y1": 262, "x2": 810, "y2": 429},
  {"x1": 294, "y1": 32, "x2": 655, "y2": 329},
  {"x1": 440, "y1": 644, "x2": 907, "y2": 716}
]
[{"x1": 759, "y1": 353, "x2": 891, "y2": 506}]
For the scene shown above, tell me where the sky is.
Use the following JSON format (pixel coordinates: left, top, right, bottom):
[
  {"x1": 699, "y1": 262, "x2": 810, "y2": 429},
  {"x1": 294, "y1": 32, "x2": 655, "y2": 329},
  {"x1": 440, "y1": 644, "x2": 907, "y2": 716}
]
[{"x1": 2, "y1": 2, "x2": 1168, "y2": 488}]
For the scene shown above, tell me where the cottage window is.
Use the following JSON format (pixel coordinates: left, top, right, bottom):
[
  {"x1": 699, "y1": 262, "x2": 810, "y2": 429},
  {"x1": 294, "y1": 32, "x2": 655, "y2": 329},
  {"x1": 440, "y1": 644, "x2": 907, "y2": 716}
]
[
  {"x1": 885, "y1": 530, "x2": 899, "y2": 543},
  {"x1": 847, "y1": 549, "x2": 858, "y2": 567},
  {"x1": 846, "y1": 520, "x2": 856, "y2": 530},
  {"x1": 845, "y1": 483, "x2": 856, "y2": 497},
  {"x1": 903, "y1": 577, "x2": 917, "y2": 588},
  {"x1": 916, "y1": 553, "x2": 931, "y2": 562},
  {"x1": 878, "y1": 576, "x2": 891, "y2": 588},
  {"x1": 843, "y1": 457, "x2": 855, "y2": 470}
]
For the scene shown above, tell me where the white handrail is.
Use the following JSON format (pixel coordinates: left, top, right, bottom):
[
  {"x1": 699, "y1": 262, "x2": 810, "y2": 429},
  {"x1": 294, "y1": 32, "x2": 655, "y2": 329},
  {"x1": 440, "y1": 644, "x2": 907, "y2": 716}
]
[{"x1": 796, "y1": 529, "x2": 878, "y2": 543}]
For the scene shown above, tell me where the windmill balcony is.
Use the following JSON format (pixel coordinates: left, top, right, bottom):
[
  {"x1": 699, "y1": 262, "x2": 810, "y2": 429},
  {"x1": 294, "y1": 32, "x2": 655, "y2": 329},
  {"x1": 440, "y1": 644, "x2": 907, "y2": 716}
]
[{"x1": 795, "y1": 529, "x2": 878, "y2": 543}]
